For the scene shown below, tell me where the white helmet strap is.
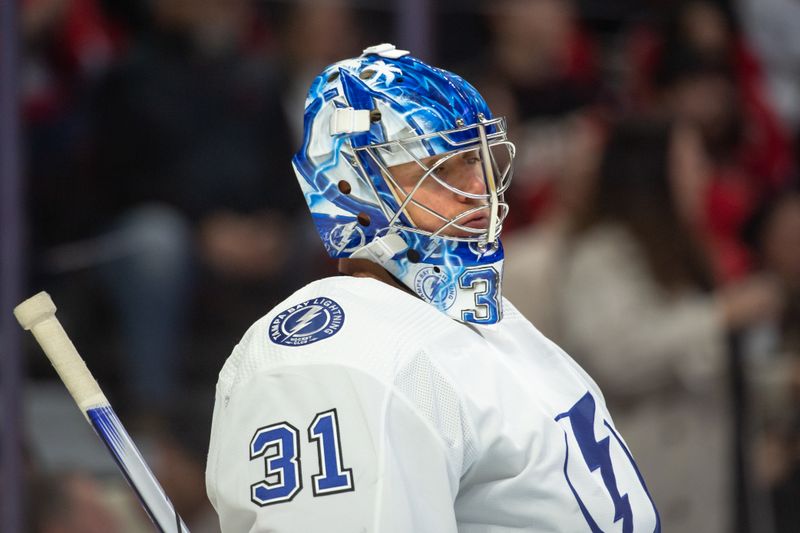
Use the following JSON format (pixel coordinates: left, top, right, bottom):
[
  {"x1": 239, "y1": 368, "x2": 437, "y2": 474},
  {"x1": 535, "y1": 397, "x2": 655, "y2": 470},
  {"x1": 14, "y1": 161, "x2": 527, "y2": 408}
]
[{"x1": 350, "y1": 233, "x2": 409, "y2": 266}]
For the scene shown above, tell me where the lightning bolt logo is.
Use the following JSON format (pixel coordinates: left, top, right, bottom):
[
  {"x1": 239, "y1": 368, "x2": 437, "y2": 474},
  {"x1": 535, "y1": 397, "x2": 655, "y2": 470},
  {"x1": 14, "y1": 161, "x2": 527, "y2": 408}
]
[
  {"x1": 284, "y1": 305, "x2": 325, "y2": 340},
  {"x1": 269, "y1": 297, "x2": 345, "y2": 347},
  {"x1": 556, "y1": 392, "x2": 636, "y2": 533}
]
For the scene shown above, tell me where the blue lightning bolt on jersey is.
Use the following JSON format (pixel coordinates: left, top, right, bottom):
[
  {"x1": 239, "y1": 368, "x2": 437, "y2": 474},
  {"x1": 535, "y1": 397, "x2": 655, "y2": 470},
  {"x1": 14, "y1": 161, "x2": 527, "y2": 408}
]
[
  {"x1": 207, "y1": 276, "x2": 661, "y2": 532},
  {"x1": 268, "y1": 297, "x2": 345, "y2": 347}
]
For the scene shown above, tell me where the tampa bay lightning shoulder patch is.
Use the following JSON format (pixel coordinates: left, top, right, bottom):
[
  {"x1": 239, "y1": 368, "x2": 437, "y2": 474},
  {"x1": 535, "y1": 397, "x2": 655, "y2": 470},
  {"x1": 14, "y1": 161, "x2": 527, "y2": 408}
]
[{"x1": 269, "y1": 297, "x2": 345, "y2": 347}]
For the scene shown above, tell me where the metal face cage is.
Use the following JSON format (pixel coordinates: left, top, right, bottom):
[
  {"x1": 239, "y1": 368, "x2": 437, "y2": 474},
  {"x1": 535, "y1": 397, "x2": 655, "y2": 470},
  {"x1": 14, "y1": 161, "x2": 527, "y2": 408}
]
[{"x1": 353, "y1": 117, "x2": 515, "y2": 250}]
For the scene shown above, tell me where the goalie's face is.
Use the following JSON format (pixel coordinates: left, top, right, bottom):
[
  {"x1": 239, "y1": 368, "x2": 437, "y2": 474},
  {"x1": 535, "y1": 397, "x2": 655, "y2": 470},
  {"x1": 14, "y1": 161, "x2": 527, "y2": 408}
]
[
  {"x1": 387, "y1": 149, "x2": 494, "y2": 239},
  {"x1": 352, "y1": 115, "x2": 514, "y2": 248}
]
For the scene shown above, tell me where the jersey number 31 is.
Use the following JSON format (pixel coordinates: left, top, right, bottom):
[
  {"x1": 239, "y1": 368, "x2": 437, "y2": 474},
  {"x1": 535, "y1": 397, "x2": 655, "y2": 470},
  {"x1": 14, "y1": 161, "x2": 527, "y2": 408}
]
[{"x1": 249, "y1": 408, "x2": 354, "y2": 506}]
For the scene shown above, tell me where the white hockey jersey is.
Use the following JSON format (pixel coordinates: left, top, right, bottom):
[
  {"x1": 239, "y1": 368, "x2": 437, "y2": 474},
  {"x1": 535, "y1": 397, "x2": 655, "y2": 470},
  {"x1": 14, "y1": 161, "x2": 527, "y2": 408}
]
[{"x1": 206, "y1": 276, "x2": 661, "y2": 532}]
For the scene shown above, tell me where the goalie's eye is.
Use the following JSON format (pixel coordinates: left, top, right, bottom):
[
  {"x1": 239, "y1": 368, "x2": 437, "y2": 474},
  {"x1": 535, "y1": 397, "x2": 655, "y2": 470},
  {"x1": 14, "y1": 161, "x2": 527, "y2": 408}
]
[
  {"x1": 426, "y1": 157, "x2": 449, "y2": 178},
  {"x1": 433, "y1": 160, "x2": 448, "y2": 174},
  {"x1": 427, "y1": 152, "x2": 481, "y2": 185}
]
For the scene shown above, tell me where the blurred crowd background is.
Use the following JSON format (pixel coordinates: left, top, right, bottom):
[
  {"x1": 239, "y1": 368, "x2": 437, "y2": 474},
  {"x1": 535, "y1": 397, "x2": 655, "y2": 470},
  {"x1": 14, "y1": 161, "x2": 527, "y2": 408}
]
[{"x1": 4, "y1": 0, "x2": 800, "y2": 531}]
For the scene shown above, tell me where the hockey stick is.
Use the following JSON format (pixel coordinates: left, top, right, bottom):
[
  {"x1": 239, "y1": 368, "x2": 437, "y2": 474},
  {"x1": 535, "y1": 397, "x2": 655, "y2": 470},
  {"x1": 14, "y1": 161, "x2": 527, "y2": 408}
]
[{"x1": 14, "y1": 292, "x2": 190, "y2": 533}]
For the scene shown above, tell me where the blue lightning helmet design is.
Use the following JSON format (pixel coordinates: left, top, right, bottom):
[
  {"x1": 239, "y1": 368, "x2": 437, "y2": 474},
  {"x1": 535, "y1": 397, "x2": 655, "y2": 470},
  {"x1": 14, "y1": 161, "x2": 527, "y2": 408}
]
[{"x1": 292, "y1": 44, "x2": 515, "y2": 324}]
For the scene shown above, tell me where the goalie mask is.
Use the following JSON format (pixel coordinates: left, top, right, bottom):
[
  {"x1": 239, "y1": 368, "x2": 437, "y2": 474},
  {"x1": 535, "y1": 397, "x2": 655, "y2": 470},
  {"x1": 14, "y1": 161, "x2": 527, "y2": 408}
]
[{"x1": 292, "y1": 44, "x2": 515, "y2": 324}]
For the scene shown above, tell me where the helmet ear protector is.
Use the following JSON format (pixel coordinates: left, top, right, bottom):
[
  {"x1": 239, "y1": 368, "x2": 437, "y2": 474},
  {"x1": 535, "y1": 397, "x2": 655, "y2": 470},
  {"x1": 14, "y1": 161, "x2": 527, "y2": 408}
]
[{"x1": 292, "y1": 44, "x2": 515, "y2": 324}]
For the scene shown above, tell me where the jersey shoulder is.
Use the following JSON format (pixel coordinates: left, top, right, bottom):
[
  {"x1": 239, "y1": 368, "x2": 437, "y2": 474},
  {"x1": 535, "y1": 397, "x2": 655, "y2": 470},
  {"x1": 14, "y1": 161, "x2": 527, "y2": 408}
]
[{"x1": 216, "y1": 276, "x2": 455, "y2": 398}]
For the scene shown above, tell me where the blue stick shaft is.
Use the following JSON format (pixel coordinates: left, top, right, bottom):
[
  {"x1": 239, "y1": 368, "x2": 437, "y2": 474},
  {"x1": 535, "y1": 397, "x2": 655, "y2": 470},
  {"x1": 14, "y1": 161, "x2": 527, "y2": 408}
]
[{"x1": 87, "y1": 405, "x2": 190, "y2": 533}]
